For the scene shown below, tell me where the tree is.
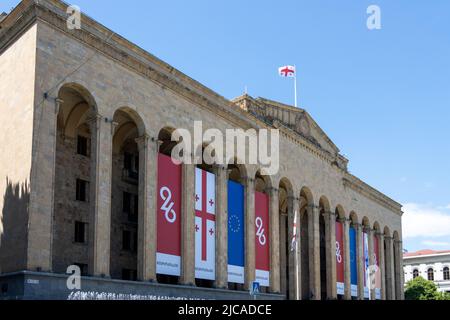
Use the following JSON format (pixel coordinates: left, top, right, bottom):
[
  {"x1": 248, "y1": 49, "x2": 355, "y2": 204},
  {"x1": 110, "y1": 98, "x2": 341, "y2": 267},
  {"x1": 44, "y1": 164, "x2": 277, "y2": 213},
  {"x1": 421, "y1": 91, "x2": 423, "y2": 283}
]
[{"x1": 405, "y1": 276, "x2": 450, "y2": 300}]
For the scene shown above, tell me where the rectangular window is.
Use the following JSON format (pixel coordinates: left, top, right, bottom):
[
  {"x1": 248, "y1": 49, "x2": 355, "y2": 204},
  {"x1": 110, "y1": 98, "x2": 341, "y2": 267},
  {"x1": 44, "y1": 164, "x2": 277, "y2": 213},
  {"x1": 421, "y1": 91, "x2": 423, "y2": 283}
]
[
  {"x1": 74, "y1": 221, "x2": 86, "y2": 243},
  {"x1": 122, "y1": 269, "x2": 137, "y2": 281},
  {"x1": 132, "y1": 231, "x2": 138, "y2": 253},
  {"x1": 76, "y1": 179, "x2": 88, "y2": 202},
  {"x1": 122, "y1": 230, "x2": 131, "y2": 251},
  {"x1": 123, "y1": 192, "x2": 131, "y2": 213},
  {"x1": 74, "y1": 263, "x2": 88, "y2": 276},
  {"x1": 124, "y1": 152, "x2": 133, "y2": 170},
  {"x1": 77, "y1": 135, "x2": 88, "y2": 156},
  {"x1": 128, "y1": 195, "x2": 138, "y2": 223}
]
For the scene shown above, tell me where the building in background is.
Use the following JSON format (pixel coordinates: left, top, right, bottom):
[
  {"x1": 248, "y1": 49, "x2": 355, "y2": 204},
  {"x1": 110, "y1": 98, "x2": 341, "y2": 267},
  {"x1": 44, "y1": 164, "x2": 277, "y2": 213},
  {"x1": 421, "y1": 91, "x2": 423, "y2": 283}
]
[{"x1": 404, "y1": 250, "x2": 450, "y2": 293}]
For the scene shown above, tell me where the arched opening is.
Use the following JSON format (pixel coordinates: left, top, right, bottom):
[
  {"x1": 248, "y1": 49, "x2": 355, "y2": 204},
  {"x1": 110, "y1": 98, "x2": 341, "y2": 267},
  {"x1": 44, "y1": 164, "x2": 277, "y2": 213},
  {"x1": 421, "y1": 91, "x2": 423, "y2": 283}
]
[
  {"x1": 443, "y1": 267, "x2": 449, "y2": 281},
  {"x1": 110, "y1": 108, "x2": 145, "y2": 281},
  {"x1": 335, "y1": 205, "x2": 346, "y2": 300},
  {"x1": 318, "y1": 196, "x2": 330, "y2": 300},
  {"x1": 349, "y1": 212, "x2": 359, "y2": 300},
  {"x1": 194, "y1": 143, "x2": 216, "y2": 289},
  {"x1": 156, "y1": 127, "x2": 181, "y2": 285},
  {"x1": 254, "y1": 170, "x2": 271, "y2": 294},
  {"x1": 227, "y1": 160, "x2": 247, "y2": 291},
  {"x1": 278, "y1": 178, "x2": 293, "y2": 298},
  {"x1": 373, "y1": 222, "x2": 382, "y2": 300},
  {"x1": 362, "y1": 217, "x2": 370, "y2": 300},
  {"x1": 300, "y1": 187, "x2": 314, "y2": 300},
  {"x1": 52, "y1": 84, "x2": 97, "y2": 276},
  {"x1": 427, "y1": 268, "x2": 435, "y2": 281},
  {"x1": 393, "y1": 230, "x2": 401, "y2": 299},
  {"x1": 413, "y1": 269, "x2": 419, "y2": 279},
  {"x1": 383, "y1": 226, "x2": 392, "y2": 299}
]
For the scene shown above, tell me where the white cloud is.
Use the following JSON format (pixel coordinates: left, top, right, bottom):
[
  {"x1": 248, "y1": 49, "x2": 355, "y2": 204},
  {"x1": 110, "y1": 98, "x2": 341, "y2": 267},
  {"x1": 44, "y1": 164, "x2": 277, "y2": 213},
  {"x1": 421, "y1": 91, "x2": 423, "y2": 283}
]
[
  {"x1": 402, "y1": 203, "x2": 450, "y2": 239},
  {"x1": 421, "y1": 240, "x2": 450, "y2": 247}
]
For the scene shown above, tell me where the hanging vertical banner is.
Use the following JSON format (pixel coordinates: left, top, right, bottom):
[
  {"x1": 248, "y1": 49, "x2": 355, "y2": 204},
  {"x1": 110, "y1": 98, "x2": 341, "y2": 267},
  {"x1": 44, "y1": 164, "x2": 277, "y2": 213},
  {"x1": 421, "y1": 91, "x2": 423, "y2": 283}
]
[
  {"x1": 194, "y1": 168, "x2": 216, "y2": 280},
  {"x1": 374, "y1": 234, "x2": 382, "y2": 300},
  {"x1": 363, "y1": 232, "x2": 370, "y2": 299},
  {"x1": 156, "y1": 153, "x2": 182, "y2": 276},
  {"x1": 349, "y1": 227, "x2": 358, "y2": 297},
  {"x1": 336, "y1": 221, "x2": 345, "y2": 295},
  {"x1": 227, "y1": 180, "x2": 245, "y2": 284},
  {"x1": 255, "y1": 191, "x2": 270, "y2": 287}
]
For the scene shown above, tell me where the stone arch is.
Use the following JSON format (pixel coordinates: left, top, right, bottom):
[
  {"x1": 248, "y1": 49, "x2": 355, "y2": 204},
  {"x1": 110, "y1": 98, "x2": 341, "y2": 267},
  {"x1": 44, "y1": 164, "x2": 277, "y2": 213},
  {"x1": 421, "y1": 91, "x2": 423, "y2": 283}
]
[
  {"x1": 52, "y1": 83, "x2": 98, "y2": 275},
  {"x1": 349, "y1": 211, "x2": 359, "y2": 225},
  {"x1": 226, "y1": 157, "x2": 248, "y2": 291},
  {"x1": 335, "y1": 205, "x2": 346, "y2": 220},
  {"x1": 299, "y1": 186, "x2": 314, "y2": 300},
  {"x1": 110, "y1": 107, "x2": 147, "y2": 281},
  {"x1": 278, "y1": 177, "x2": 294, "y2": 299}
]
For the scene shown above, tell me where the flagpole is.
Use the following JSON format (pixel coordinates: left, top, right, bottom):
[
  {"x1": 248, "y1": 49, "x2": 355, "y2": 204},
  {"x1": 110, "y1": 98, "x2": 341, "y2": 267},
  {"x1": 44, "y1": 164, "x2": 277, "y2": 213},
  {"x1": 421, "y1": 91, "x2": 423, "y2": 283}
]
[{"x1": 294, "y1": 65, "x2": 298, "y2": 108}]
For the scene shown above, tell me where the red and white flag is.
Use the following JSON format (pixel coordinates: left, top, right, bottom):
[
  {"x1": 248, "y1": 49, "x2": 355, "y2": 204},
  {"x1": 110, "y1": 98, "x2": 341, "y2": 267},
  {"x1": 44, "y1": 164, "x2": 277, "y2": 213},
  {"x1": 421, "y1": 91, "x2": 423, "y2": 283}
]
[
  {"x1": 279, "y1": 65, "x2": 296, "y2": 78},
  {"x1": 195, "y1": 168, "x2": 216, "y2": 281}
]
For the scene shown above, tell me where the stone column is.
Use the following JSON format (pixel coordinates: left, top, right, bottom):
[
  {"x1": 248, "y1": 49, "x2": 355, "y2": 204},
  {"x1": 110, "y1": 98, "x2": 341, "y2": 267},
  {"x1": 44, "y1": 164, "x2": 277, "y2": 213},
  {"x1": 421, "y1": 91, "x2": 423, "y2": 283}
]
[
  {"x1": 342, "y1": 218, "x2": 351, "y2": 300},
  {"x1": 180, "y1": 162, "x2": 195, "y2": 285},
  {"x1": 269, "y1": 187, "x2": 281, "y2": 294},
  {"x1": 308, "y1": 205, "x2": 320, "y2": 300},
  {"x1": 27, "y1": 98, "x2": 63, "y2": 272},
  {"x1": 378, "y1": 233, "x2": 386, "y2": 300},
  {"x1": 394, "y1": 240, "x2": 404, "y2": 300},
  {"x1": 324, "y1": 211, "x2": 337, "y2": 300},
  {"x1": 136, "y1": 135, "x2": 157, "y2": 282},
  {"x1": 355, "y1": 223, "x2": 364, "y2": 300},
  {"x1": 87, "y1": 114, "x2": 114, "y2": 277},
  {"x1": 214, "y1": 165, "x2": 228, "y2": 289},
  {"x1": 244, "y1": 177, "x2": 256, "y2": 290},
  {"x1": 367, "y1": 228, "x2": 375, "y2": 300},
  {"x1": 385, "y1": 236, "x2": 395, "y2": 300}
]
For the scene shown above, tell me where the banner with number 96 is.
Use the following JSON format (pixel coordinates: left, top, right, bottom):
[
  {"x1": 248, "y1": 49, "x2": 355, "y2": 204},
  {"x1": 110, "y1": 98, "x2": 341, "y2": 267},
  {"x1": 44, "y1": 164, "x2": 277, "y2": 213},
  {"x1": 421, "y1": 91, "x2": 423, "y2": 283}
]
[{"x1": 156, "y1": 153, "x2": 182, "y2": 276}]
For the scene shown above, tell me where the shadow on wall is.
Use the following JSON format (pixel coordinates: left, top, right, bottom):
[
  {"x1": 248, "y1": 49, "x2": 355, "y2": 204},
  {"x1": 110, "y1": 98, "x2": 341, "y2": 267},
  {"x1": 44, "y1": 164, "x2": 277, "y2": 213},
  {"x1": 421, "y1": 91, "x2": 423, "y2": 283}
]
[{"x1": 0, "y1": 178, "x2": 30, "y2": 274}]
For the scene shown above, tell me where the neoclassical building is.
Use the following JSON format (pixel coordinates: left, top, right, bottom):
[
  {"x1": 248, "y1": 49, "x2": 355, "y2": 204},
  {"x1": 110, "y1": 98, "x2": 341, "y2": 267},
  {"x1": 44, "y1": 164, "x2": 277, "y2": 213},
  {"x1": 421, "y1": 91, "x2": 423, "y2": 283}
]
[
  {"x1": 404, "y1": 250, "x2": 450, "y2": 293},
  {"x1": 0, "y1": 0, "x2": 404, "y2": 300}
]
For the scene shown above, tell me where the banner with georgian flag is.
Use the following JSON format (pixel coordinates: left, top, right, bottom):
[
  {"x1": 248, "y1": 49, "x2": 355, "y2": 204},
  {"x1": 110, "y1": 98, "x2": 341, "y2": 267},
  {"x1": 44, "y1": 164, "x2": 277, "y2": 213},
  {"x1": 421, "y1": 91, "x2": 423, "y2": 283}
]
[
  {"x1": 194, "y1": 168, "x2": 216, "y2": 281},
  {"x1": 279, "y1": 65, "x2": 296, "y2": 78},
  {"x1": 363, "y1": 231, "x2": 370, "y2": 299},
  {"x1": 156, "y1": 153, "x2": 182, "y2": 276},
  {"x1": 255, "y1": 191, "x2": 270, "y2": 287}
]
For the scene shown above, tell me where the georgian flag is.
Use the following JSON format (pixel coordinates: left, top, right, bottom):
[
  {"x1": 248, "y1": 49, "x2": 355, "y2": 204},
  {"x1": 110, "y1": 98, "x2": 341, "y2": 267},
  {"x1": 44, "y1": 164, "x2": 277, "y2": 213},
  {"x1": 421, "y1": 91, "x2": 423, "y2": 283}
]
[
  {"x1": 279, "y1": 65, "x2": 296, "y2": 78},
  {"x1": 194, "y1": 168, "x2": 216, "y2": 281}
]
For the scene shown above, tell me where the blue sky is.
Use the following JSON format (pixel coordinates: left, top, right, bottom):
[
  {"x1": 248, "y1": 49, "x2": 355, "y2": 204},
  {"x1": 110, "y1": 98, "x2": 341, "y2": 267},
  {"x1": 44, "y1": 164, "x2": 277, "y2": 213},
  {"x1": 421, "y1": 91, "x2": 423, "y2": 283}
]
[{"x1": 2, "y1": 0, "x2": 449, "y2": 252}]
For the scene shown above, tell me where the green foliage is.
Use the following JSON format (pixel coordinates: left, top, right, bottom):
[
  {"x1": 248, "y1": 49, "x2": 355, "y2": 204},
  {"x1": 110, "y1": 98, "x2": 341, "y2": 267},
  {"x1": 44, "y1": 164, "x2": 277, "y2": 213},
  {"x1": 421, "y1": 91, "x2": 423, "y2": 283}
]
[{"x1": 405, "y1": 276, "x2": 450, "y2": 300}]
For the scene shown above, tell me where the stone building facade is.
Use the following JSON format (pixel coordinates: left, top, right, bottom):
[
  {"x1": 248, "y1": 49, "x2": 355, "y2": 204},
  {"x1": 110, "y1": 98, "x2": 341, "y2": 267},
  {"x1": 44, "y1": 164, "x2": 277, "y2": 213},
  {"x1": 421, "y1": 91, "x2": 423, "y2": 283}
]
[{"x1": 0, "y1": 0, "x2": 404, "y2": 300}]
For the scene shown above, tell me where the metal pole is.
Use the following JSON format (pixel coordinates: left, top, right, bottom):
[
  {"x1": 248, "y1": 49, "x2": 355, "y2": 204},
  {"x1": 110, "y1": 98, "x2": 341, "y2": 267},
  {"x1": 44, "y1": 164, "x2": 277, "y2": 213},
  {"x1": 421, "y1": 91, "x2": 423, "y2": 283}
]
[{"x1": 294, "y1": 65, "x2": 298, "y2": 108}]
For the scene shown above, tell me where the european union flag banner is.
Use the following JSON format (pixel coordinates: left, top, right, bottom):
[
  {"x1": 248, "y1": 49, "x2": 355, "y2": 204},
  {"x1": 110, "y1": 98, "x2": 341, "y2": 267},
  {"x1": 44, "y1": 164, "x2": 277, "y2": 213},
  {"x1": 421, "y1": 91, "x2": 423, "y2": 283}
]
[
  {"x1": 227, "y1": 180, "x2": 245, "y2": 284},
  {"x1": 349, "y1": 226, "x2": 358, "y2": 297},
  {"x1": 255, "y1": 191, "x2": 270, "y2": 287}
]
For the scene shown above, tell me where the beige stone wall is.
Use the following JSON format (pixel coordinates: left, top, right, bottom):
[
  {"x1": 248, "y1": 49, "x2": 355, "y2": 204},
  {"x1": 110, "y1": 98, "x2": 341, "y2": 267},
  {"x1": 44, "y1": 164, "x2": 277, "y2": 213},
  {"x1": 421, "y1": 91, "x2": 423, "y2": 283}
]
[{"x1": 0, "y1": 24, "x2": 37, "y2": 273}]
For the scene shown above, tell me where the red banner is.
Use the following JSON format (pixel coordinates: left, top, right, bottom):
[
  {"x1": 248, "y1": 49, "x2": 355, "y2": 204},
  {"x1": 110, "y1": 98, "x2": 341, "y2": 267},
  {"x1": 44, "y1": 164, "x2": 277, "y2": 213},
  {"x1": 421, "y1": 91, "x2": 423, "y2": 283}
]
[
  {"x1": 255, "y1": 191, "x2": 270, "y2": 287},
  {"x1": 156, "y1": 153, "x2": 182, "y2": 276},
  {"x1": 374, "y1": 234, "x2": 382, "y2": 298},
  {"x1": 336, "y1": 221, "x2": 345, "y2": 295}
]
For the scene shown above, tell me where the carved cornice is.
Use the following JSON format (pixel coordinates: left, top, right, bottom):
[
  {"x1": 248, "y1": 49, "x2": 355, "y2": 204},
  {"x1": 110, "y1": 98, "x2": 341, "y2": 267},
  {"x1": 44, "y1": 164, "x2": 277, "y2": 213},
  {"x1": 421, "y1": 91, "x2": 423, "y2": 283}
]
[{"x1": 343, "y1": 175, "x2": 403, "y2": 216}]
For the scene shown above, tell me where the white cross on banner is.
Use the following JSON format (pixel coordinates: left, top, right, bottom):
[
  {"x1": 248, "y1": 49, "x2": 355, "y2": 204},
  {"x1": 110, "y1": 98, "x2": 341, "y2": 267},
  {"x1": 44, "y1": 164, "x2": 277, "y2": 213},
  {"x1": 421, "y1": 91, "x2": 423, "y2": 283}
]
[{"x1": 195, "y1": 168, "x2": 216, "y2": 281}]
